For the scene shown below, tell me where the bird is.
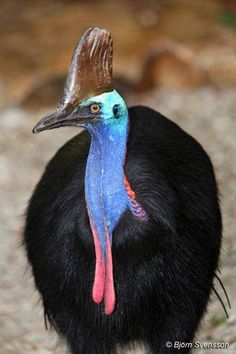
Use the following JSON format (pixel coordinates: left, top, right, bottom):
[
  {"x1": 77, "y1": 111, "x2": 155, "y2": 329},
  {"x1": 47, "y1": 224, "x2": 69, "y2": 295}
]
[{"x1": 24, "y1": 28, "x2": 222, "y2": 354}]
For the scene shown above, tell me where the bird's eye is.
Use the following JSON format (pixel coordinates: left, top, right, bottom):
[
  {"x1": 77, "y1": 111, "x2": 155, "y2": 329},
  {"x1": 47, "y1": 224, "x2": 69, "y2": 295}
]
[
  {"x1": 90, "y1": 104, "x2": 100, "y2": 113},
  {"x1": 113, "y1": 104, "x2": 119, "y2": 118}
]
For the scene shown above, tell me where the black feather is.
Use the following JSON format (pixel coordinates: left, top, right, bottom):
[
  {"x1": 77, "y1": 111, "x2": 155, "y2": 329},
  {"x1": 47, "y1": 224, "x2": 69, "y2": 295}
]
[
  {"x1": 214, "y1": 273, "x2": 231, "y2": 311},
  {"x1": 24, "y1": 106, "x2": 222, "y2": 354}
]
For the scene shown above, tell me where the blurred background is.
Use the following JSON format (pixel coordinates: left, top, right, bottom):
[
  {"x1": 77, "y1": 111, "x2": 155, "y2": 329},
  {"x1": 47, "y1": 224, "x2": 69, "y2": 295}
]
[{"x1": 0, "y1": 0, "x2": 235, "y2": 353}]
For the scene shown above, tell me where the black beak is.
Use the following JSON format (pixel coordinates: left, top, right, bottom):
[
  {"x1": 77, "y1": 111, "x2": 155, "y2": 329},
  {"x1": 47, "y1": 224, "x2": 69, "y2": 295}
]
[{"x1": 33, "y1": 108, "x2": 100, "y2": 134}]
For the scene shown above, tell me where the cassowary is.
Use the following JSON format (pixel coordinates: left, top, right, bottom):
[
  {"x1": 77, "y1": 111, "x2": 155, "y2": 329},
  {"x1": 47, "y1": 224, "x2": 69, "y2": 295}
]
[{"x1": 24, "y1": 28, "x2": 222, "y2": 354}]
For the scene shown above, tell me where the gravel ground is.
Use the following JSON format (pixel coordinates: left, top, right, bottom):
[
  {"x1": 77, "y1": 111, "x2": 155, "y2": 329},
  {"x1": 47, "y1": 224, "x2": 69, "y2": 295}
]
[{"x1": 0, "y1": 88, "x2": 235, "y2": 354}]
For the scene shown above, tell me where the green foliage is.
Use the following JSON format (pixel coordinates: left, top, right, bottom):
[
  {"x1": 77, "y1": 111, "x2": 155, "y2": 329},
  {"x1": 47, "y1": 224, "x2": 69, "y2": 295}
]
[{"x1": 219, "y1": 11, "x2": 236, "y2": 28}]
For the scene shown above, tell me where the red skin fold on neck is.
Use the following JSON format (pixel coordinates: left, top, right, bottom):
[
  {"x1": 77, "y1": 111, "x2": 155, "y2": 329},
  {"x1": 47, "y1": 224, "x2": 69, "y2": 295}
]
[{"x1": 124, "y1": 175, "x2": 136, "y2": 200}]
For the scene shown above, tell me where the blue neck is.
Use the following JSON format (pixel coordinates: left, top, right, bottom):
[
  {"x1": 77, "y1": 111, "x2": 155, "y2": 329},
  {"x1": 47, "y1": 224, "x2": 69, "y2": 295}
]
[
  {"x1": 85, "y1": 122, "x2": 129, "y2": 252},
  {"x1": 82, "y1": 90, "x2": 148, "y2": 314}
]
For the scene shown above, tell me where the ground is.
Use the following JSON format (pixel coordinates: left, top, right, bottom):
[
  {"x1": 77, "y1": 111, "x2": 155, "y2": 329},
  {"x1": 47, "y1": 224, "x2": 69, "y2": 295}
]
[{"x1": 0, "y1": 88, "x2": 235, "y2": 354}]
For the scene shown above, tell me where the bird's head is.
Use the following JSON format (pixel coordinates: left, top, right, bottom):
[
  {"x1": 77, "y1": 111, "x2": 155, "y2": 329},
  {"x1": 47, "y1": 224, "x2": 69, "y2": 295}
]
[
  {"x1": 33, "y1": 90, "x2": 128, "y2": 134},
  {"x1": 33, "y1": 28, "x2": 128, "y2": 135}
]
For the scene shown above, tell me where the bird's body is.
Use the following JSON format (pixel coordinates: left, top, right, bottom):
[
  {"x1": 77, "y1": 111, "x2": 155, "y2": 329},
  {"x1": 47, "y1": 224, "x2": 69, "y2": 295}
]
[{"x1": 25, "y1": 106, "x2": 221, "y2": 354}]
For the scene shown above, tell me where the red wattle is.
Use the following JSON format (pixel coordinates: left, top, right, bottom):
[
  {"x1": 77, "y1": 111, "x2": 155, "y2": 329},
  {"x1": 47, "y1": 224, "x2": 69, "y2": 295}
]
[
  {"x1": 89, "y1": 215, "x2": 105, "y2": 304},
  {"x1": 104, "y1": 225, "x2": 115, "y2": 315},
  {"x1": 92, "y1": 251, "x2": 105, "y2": 304},
  {"x1": 89, "y1": 211, "x2": 116, "y2": 314}
]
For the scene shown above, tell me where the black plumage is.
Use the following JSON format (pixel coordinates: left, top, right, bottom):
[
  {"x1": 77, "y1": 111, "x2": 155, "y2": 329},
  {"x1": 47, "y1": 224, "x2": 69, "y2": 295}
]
[{"x1": 24, "y1": 106, "x2": 222, "y2": 353}]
